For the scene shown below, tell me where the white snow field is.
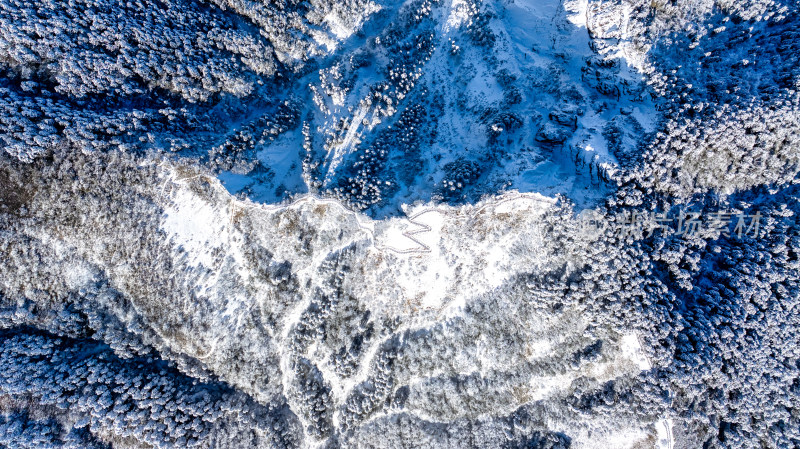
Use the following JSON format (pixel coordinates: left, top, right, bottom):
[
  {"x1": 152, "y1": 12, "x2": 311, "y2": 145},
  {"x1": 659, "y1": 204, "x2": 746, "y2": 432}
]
[{"x1": 156, "y1": 165, "x2": 674, "y2": 448}]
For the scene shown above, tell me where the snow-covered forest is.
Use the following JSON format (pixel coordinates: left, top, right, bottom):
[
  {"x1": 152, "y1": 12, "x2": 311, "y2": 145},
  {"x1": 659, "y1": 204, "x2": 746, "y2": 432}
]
[{"x1": 1, "y1": 0, "x2": 799, "y2": 447}]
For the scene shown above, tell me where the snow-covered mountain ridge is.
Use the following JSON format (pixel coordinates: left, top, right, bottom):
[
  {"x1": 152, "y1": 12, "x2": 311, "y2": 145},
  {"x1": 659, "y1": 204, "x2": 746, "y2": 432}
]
[{"x1": 1, "y1": 0, "x2": 799, "y2": 447}]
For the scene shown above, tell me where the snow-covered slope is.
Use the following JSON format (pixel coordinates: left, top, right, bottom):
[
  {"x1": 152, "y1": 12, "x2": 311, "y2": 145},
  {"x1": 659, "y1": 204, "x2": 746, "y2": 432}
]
[
  {"x1": 213, "y1": 0, "x2": 659, "y2": 214},
  {"x1": 2, "y1": 156, "x2": 679, "y2": 447}
]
